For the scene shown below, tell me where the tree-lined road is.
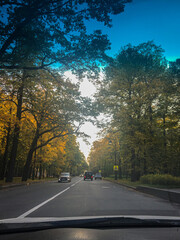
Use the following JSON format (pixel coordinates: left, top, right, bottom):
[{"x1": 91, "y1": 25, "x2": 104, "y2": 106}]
[{"x1": 0, "y1": 177, "x2": 180, "y2": 220}]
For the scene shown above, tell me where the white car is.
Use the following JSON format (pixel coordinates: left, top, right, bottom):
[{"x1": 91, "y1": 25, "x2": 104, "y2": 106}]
[{"x1": 58, "y1": 172, "x2": 71, "y2": 182}]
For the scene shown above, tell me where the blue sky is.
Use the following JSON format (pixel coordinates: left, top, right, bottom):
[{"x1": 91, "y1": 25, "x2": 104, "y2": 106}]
[{"x1": 87, "y1": 0, "x2": 180, "y2": 61}]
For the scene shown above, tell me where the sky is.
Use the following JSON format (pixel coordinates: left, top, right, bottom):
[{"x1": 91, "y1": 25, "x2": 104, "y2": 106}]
[
  {"x1": 68, "y1": 0, "x2": 180, "y2": 159},
  {"x1": 87, "y1": 0, "x2": 180, "y2": 61}
]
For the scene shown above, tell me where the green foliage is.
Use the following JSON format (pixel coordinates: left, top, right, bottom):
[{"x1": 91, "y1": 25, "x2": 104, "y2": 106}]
[
  {"x1": 88, "y1": 136, "x2": 117, "y2": 177},
  {"x1": 140, "y1": 174, "x2": 180, "y2": 186},
  {"x1": 95, "y1": 42, "x2": 180, "y2": 181},
  {"x1": 0, "y1": 69, "x2": 91, "y2": 181},
  {"x1": 0, "y1": 0, "x2": 132, "y2": 182},
  {"x1": 64, "y1": 134, "x2": 88, "y2": 176},
  {"x1": 0, "y1": 0, "x2": 131, "y2": 73}
]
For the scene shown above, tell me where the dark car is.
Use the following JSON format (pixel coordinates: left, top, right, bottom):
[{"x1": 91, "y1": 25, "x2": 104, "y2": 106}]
[
  {"x1": 95, "y1": 173, "x2": 102, "y2": 180},
  {"x1": 58, "y1": 172, "x2": 71, "y2": 183},
  {"x1": 84, "y1": 172, "x2": 93, "y2": 181}
]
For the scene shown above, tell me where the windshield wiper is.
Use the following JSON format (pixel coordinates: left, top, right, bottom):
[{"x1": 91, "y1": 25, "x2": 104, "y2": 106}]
[{"x1": 1, "y1": 216, "x2": 180, "y2": 234}]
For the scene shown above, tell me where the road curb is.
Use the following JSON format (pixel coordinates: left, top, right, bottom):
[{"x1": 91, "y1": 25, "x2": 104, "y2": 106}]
[
  {"x1": 136, "y1": 186, "x2": 180, "y2": 204},
  {"x1": 0, "y1": 179, "x2": 56, "y2": 190},
  {"x1": 104, "y1": 178, "x2": 180, "y2": 204}
]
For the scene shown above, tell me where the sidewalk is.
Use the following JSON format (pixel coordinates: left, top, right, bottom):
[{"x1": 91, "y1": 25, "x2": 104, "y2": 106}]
[{"x1": 105, "y1": 178, "x2": 180, "y2": 204}]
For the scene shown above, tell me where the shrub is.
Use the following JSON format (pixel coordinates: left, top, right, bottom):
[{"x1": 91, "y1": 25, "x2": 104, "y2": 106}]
[{"x1": 140, "y1": 174, "x2": 180, "y2": 186}]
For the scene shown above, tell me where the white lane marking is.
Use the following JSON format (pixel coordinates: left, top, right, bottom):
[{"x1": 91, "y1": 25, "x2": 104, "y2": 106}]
[
  {"x1": 17, "y1": 179, "x2": 82, "y2": 219},
  {"x1": 102, "y1": 186, "x2": 110, "y2": 189},
  {"x1": 73, "y1": 179, "x2": 82, "y2": 185},
  {"x1": 70, "y1": 179, "x2": 82, "y2": 188}
]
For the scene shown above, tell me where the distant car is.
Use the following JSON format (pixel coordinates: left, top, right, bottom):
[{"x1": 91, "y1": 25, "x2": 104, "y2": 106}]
[
  {"x1": 84, "y1": 172, "x2": 93, "y2": 181},
  {"x1": 58, "y1": 172, "x2": 71, "y2": 182},
  {"x1": 95, "y1": 173, "x2": 102, "y2": 180}
]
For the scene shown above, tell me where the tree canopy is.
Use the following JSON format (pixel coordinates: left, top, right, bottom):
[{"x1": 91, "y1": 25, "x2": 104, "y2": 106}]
[
  {"x1": 0, "y1": 0, "x2": 134, "y2": 182},
  {"x1": 0, "y1": 69, "x2": 89, "y2": 181},
  {"x1": 0, "y1": 0, "x2": 131, "y2": 73},
  {"x1": 91, "y1": 42, "x2": 180, "y2": 181}
]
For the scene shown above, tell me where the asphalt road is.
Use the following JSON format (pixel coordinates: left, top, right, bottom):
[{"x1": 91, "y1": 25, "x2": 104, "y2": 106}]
[{"x1": 0, "y1": 177, "x2": 180, "y2": 220}]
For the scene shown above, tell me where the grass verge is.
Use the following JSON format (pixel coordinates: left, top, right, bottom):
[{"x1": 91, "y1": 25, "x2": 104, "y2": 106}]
[
  {"x1": 104, "y1": 176, "x2": 180, "y2": 189},
  {"x1": 0, "y1": 177, "x2": 57, "y2": 187}
]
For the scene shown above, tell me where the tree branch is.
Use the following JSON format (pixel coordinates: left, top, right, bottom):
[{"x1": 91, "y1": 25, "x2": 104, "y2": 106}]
[
  {"x1": 0, "y1": 98, "x2": 18, "y2": 107},
  {"x1": 35, "y1": 131, "x2": 70, "y2": 151},
  {"x1": 0, "y1": 60, "x2": 57, "y2": 70}
]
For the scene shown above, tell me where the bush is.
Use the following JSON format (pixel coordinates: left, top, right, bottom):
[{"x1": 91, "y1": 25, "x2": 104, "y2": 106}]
[{"x1": 140, "y1": 174, "x2": 180, "y2": 186}]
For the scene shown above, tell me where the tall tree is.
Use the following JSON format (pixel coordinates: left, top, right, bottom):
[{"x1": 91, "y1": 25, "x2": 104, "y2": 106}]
[
  {"x1": 96, "y1": 42, "x2": 179, "y2": 181},
  {"x1": 0, "y1": 0, "x2": 131, "y2": 72},
  {"x1": 0, "y1": 91, "x2": 16, "y2": 179},
  {"x1": 5, "y1": 70, "x2": 27, "y2": 182},
  {"x1": 21, "y1": 70, "x2": 95, "y2": 181},
  {"x1": 0, "y1": 0, "x2": 132, "y2": 182}
]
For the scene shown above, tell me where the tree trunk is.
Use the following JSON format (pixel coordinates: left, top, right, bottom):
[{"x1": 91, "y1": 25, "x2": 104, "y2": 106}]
[
  {"x1": 163, "y1": 113, "x2": 168, "y2": 173},
  {"x1": 48, "y1": 166, "x2": 51, "y2": 178},
  {"x1": 35, "y1": 168, "x2": 38, "y2": 178},
  {"x1": 22, "y1": 148, "x2": 34, "y2": 181},
  {"x1": 22, "y1": 129, "x2": 39, "y2": 181},
  {"x1": 28, "y1": 166, "x2": 32, "y2": 179},
  {"x1": 0, "y1": 122, "x2": 11, "y2": 180},
  {"x1": 130, "y1": 149, "x2": 137, "y2": 182},
  {"x1": 39, "y1": 162, "x2": 42, "y2": 180},
  {"x1": 143, "y1": 140, "x2": 147, "y2": 175},
  {"x1": 42, "y1": 165, "x2": 45, "y2": 179},
  {"x1": 32, "y1": 167, "x2": 35, "y2": 180},
  {"x1": 6, "y1": 74, "x2": 25, "y2": 182},
  {"x1": 32, "y1": 150, "x2": 36, "y2": 180},
  {"x1": 118, "y1": 157, "x2": 122, "y2": 179}
]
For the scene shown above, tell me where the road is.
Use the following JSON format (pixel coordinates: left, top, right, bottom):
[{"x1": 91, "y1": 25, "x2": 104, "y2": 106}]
[{"x1": 0, "y1": 177, "x2": 180, "y2": 220}]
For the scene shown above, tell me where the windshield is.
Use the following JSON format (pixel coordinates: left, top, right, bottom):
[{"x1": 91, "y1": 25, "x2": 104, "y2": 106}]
[
  {"x1": 61, "y1": 173, "x2": 70, "y2": 177},
  {"x1": 0, "y1": 0, "x2": 180, "y2": 232},
  {"x1": 85, "y1": 172, "x2": 92, "y2": 175},
  {"x1": 95, "y1": 173, "x2": 101, "y2": 176}
]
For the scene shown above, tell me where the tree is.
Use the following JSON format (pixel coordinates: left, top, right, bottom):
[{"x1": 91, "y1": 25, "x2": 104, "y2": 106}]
[
  {"x1": 64, "y1": 134, "x2": 87, "y2": 176},
  {"x1": 0, "y1": 0, "x2": 132, "y2": 182},
  {"x1": 33, "y1": 135, "x2": 67, "y2": 179},
  {"x1": 0, "y1": 70, "x2": 40, "y2": 182},
  {"x1": 88, "y1": 136, "x2": 114, "y2": 177},
  {"x1": 0, "y1": 0, "x2": 131, "y2": 72},
  {"x1": 0, "y1": 68, "x2": 96, "y2": 181},
  {"x1": 5, "y1": 70, "x2": 28, "y2": 182},
  {"x1": 96, "y1": 42, "x2": 180, "y2": 181},
  {"x1": 20, "y1": 70, "x2": 94, "y2": 181},
  {"x1": 0, "y1": 91, "x2": 16, "y2": 179}
]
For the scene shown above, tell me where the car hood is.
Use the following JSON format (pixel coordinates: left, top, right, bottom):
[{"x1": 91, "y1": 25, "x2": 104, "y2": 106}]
[{"x1": 1, "y1": 215, "x2": 180, "y2": 234}]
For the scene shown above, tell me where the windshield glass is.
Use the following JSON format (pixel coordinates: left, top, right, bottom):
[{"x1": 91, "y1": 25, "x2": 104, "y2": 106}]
[
  {"x1": 61, "y1": 173, "x2": 70, "y2": 177},
  {"x1": 0, "y1": 0, "x2": 180, "y2": 231},
  {"x1": 85, "y1": 172, "x2": 92, "y2": 175}
]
